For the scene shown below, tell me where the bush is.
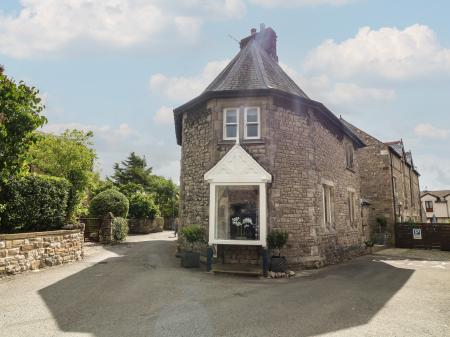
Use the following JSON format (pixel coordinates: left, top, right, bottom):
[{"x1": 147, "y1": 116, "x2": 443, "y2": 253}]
[
  {"x1": 0, "y1": 175, "x2": 70, "y2": 232},
  {"x1": 267, "y1": 229, "x2": 289, "y2": 256},
  {"x1": 128, "y1": 193, "x2": 160, "y2": 219},
  {"x1": 89, "y1": 188, "x2": 129, "y2": 218},
  {"x1": 112, "y1": 217, "x2": 128, "y2": 242},
  {"x1": 180, "y1": 224, "x2": 204, "y2": 250}
]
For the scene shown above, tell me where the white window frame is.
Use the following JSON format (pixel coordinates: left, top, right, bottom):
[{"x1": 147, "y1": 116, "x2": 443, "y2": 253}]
[
  {"x1": 244, "y1": 107, "x2": 261, "y2": 140},
  {"x1": 208, "y1": 182, "x2": 267, "y2": 246},
  {"x1": 223, "y1": 108, "x2": 239, "y2": 141}
]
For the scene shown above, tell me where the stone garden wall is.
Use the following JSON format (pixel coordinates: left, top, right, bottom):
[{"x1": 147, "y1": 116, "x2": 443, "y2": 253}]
[
  {"x1": 128, "y1": 218, "x2": 164, "y2": 234},
  {"x1": 0, "y1": 228, "x2": 83, "y2": 276}
]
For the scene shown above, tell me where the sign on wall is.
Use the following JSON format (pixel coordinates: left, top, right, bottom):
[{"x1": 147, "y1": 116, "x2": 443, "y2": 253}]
[{"x1": 413, "y1": 228, "x2": 422, "y2": 240}]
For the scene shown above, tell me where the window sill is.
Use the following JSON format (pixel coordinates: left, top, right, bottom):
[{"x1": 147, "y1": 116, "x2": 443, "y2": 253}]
[
  {"x1": 218, "y1": 139, "x2": 266, "y2": 145},
  {"x1": 346, "y1": 167, "x2": 356, "y2": 174}
]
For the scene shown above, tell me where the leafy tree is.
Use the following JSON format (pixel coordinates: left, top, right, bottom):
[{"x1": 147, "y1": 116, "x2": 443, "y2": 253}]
[
  {"x1": 0, "y1": 71, "x2": 46, "y2": 181},
  {"x1": 89, "y1": 188, "x2": 129, "y2": 218},
  {"x1": 110, "y1": 152, "x2": 153, "y2": 188},
  {"x1": 109, "y1": 152, "x2": 179, "y2": 219},
  {"x1": 151, "y1": 176, "x2": 179, "y2": 219},
  {"x1": 128, "y1": 192, "x2": 160, "y2": 219},
  {"x1": 28, "y1": 129, "x2": 96, "y2": 220}
]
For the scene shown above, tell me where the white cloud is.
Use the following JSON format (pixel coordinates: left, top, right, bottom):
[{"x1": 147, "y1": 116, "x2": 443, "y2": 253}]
[
  {"x1": 154, "y1": 106, "x2": 174, "y2": 125},
  {"x1": 149, "y1": 59, "x2": 229, "y2": 102},
  {"x1": 250, "y1": 0, "x2": 355, "y2": 7},
  {"x1": 0, "y1": 0, "x2": 245, "y2": 58},
  {"x1": 414, "y1": 123, "x2": 450, "y2": 140},
  {"x1": 303, "y1": 24, "x2": 450, "y2": 80},
  {"x1": 414, "y1": 154, "x2": 450, "y2": 190},
  {"x1": 280, "y1": 63, "x2": 395, "y2": 105}
]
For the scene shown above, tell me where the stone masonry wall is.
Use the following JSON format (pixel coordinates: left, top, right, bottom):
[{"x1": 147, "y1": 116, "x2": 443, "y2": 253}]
[
  {"x1": 0, "y1": 229, "x2": 84, "y2": 276},
  {"x1": 179, "y1": 96, "x2": 366, "y2": 267},
  {"x1": 344, "y1": 124, "x2": 396, "y2": 240},
  {"x1": 179, "y1": 104, "x2": 212, "y2": 255}
]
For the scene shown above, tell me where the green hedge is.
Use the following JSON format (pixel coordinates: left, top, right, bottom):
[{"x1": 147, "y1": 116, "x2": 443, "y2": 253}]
[
  {"x1": 128, "y1": 193, "x2": 160, "y2": 219},
  {"x1": 112, "y1": 217, "x2": 129, "y2": 242},
  {"x1": 0, "y1": 175, "x2": 70, "y2": 232},
  {"x1": 89, "y1": 188, "x2": 129, "y2": 218}
]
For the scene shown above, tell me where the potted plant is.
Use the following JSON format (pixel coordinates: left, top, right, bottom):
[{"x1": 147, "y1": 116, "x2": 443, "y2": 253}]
[
  {"x1": 267, "y1": 229, "x2": 289, "y2": 273},
  {"x1": 364, "y1": 240, "x2": 374, "y2": 254},
  {"x1": 180, "y1": 224, "x2": 204, "y2": 268}
]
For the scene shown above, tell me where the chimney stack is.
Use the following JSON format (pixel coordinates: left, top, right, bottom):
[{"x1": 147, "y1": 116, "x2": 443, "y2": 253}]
[{"x1": 240, "y1": 25, "x2": 278, "y2": 63}]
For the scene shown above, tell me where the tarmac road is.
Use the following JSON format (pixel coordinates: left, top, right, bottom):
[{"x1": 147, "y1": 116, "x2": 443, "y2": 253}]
[{"x1": 1, "y1": 231, "x2": 449, "y2": 337}]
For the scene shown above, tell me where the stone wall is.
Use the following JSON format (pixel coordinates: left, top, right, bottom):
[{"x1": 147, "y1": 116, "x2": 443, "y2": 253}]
[
  {"x1": 344, "y1": 121, "x2": 422, "y2": 245},
  {"x1": 128, "y1": 218, "x2": 163, "y2": 234},
  {"x1": 0, "y1": 229, "x2": 84, "y2": 276},
  {"x1": 179, "y1": 95, "x2": 366, "y2": 267}
]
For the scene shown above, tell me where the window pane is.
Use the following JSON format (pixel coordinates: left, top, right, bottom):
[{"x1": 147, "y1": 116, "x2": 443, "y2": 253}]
[
  {"x1": 246, "y1": 124, "x2": 259, "y2": 138},
  {"x1": 215, "y1": 186, "x2": 260, "y2": 240},
  {"x1": 226, "y1": 110, "x2": 237, "y2": 124},
  {"x1": 246, "y1": 109, "x2": 258, "y2": 123},
  {"x1": 226, "y1": 125, "x2": 237, "y2": 138}
]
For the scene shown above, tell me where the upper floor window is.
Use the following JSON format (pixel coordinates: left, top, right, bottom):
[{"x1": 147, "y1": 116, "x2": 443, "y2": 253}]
[
  {"x1": 425, "y1": 201, "x2": 433, "y2": 212},
  {"x1": 244, "y1": 107, "x2": 260, "y2": 139},
  {"x1": 223, "y1": 108, "x2": 238, "y2": 140},
  {"x1": 345, "y1": 144, "x2": 354, "y2": 169}
]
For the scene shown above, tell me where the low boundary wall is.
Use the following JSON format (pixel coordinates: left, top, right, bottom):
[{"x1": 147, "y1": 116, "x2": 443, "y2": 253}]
[{"x1": 0, "y1": 228, "x2": 84, "y2": 276}]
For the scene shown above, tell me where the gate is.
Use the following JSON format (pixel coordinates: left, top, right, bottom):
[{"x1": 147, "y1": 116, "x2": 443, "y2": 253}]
[
  {"x1": 395, "y1": 222, "x2": 450, "y2": 251},
  {"x1": 79, "y1": 217, "x2": 102, "y2": 242}
]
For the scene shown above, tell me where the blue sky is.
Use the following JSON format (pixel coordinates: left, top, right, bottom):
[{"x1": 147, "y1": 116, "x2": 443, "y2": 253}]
[{"x1": 1, "y1": 0, "x2": 449, "y2": 190}]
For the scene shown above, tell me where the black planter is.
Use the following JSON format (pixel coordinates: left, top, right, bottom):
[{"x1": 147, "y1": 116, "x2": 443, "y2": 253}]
[
  {"x1": 270, "y1": 256, "x2": 288, "y2": 273},
  {"x1": 181, "y1": 252, "x2": 200, "y2": 268}
]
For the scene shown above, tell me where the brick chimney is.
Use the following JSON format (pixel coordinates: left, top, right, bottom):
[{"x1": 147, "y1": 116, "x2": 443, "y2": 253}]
[{"x1": 240, "y1": 24, "x2": 278, "y2": 62}]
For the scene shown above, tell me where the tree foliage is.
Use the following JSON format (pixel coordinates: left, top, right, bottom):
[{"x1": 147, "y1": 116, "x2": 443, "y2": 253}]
[
  {"x1": 89, "y1": 188, "x2": 129, "y2": 218},
  {"x1": 110, "y1": 152, "x2": 153, "y2": 188},
  {"x1": 0, "y1": 72, "x2": 46, "y2": 181},
  {"x1": 28, "y1": 130, "x2": 96, "y2": 220},
  {"x1": 1, "y1": 175, "x2": 70, "y2": 233},
  {"x1": 128, "y1": 192, "x2": 160, "y2": 219},
  {"x1": 110, "y1": 152, "x2": 179, "y2": 219}
]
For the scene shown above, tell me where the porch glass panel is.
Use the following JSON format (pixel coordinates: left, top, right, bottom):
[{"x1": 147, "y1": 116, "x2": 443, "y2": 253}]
[{"x1": 215, "y1": 185, "x2": 259, "y2": 240}]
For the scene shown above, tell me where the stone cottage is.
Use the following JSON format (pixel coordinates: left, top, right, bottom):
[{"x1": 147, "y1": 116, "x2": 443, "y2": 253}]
[
  {"x1": 342, "y1": 119, "x2": 422, "y2": 244},
  {"x1": 174, "y1": 25, "x2": 369, "y2": 268}
]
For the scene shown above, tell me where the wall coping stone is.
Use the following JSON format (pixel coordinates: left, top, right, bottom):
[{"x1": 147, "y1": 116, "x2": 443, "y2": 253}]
[{"x1": 0, "y1": 229, "x2": 81, "y2": 240}]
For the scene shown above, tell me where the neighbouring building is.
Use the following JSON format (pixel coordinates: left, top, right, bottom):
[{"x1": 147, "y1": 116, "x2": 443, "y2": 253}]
[
  {"x1": 174, "y1": 25, "x2": 420, "y2": 269},
  {"x1": 421, "y1": 190, "x2": 450, "y2": 223},
  {"x1": 342, "y1": 120, "x2": 422, "y2": 243}
]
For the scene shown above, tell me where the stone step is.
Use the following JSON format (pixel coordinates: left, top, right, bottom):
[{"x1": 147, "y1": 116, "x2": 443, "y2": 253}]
[{"x1": 212, "y1": 264, "x2": 261, "y2": 277}]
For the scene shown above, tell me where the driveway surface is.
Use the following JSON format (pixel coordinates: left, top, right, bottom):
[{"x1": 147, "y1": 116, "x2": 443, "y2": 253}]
[{"x1": 1, "y1": 231, "x2": 449, "y2": 337}]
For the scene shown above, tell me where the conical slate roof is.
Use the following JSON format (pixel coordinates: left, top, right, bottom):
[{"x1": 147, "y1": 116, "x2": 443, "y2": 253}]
[{"x1": 203, "y1": 38, "x2": 308, "y2": 98}]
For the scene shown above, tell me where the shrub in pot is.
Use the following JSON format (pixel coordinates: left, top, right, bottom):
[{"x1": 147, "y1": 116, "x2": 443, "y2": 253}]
[
  {"x1": 180, "y1": 224, "x2": 203, "y2": 268},
  {"x1": 267, "y1": 229, "x2": 289, "y2": 273}
]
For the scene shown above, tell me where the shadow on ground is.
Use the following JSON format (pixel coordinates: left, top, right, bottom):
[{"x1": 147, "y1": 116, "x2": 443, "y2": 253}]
[{"x1": 39, "y1": 239, "x2": 414, "y2": 337}]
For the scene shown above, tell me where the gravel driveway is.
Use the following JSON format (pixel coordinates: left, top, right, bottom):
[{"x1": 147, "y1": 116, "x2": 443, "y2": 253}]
[{"x1": 1, "y1": 231, "x2": 449, "y2": 337}]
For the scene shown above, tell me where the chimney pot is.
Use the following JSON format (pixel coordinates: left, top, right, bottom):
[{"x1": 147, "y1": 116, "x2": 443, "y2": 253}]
[
  {"x1": 251, "y1": 28, "x2": 257, "y2": 35},
  {"x1": 260, "y1": 23, "x2": 266, "y2": 32}
]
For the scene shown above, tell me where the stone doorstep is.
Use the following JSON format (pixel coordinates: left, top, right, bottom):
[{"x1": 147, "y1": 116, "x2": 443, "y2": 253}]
[{"x1": 212, "y1": 263, "x2": 262, "y2": 277}]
